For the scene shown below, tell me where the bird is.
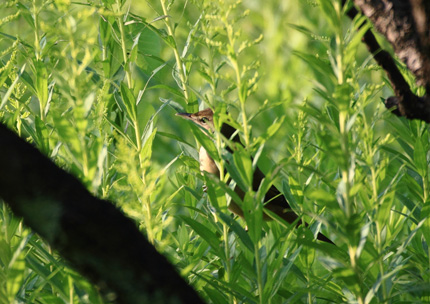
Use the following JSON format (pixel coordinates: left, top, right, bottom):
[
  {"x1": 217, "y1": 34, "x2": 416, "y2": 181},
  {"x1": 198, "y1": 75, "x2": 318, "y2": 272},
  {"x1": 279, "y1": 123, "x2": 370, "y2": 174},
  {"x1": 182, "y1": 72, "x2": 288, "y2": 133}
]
[{"x1": 176, "y1": 108, "x2": 333, "y2": 244}]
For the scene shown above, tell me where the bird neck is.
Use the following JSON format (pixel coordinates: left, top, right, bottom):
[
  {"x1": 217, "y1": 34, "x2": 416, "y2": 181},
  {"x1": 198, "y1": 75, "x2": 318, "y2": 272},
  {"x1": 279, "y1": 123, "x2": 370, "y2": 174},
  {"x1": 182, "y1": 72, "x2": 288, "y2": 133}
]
[{"x1": 220, "y1": 122, "x2": 241, "y2": 153}]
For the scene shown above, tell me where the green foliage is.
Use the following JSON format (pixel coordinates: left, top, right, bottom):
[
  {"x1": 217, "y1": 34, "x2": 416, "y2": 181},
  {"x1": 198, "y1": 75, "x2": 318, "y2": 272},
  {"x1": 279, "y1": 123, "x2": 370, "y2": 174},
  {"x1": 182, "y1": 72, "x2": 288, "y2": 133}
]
[{"x1": 0, "y1": 0, "x2": 429, "y2": 303}]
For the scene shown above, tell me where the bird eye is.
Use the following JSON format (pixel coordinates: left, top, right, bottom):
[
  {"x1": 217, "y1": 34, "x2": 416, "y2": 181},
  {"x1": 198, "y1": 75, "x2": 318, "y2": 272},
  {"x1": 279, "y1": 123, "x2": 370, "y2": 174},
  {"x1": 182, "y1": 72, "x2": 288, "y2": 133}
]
[{"x1": 200, "y1": 117, "x2": 207, "y2": 124}]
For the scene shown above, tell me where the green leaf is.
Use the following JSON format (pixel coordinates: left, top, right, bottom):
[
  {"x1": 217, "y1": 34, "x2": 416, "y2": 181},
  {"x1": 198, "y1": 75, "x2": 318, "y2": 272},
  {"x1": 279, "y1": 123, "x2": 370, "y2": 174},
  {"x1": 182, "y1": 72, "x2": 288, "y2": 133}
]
[
  {"x1": 232, "y1": 146, "x2": 253, "y2": 189},
  {"x1": 6, "y1": 253, "x2": 25, "y2": 301},
  {"x1": 376, "y1": 191, "x2": 395, "y2": 226},
  {"x1": 223, "y1": 158, "x2": 247, "y2": 193},
  {"x1": 265, "y1": 247, "x2": 301, "y2": 299},
  {"x1": 205, "y1": 173, "x2": 244, "y2": 208},
  {"x1": 317, "y1": 0, "x2": 339, "y2": 30},
  {"x1": 413, "y1": 137, "x2": 428, "y2": 177},
  {"x1": 34, "y1": 116, "x2": 49, "y2": 154},
  {"x1": 190, "y1": 123, "x2": 219, "y2": 162},
  {"x1": 158, "y1": 131, "x2": 194, "y2": 147},
  {"x1": 34, "y1": 59, "x2": 48, "y2": 113},
  {"x1": 54, "y1": 116, "x2": 82, "y2": 158},
  {"x1": 282, "y1": 179, "x2": 298, "y2": 210},
  {"x1": 26, "y1": 255, "x2": 68, "y2": 301},
  {"x1": 120, "y1": 82, "x2": 137, "y2": 122},
  {"x1": 421, "y1": 204, "x2": 430, "y2": 247},
  {"x1": 180, "y1": 216, "x2": 224, "y2": 259},
  {"x1": 307, "y1": 189, "x2": 337, "y2": 209},
  {"x1": 288, "y1": 176, "x2": 304, "y2": 205},
  {"x1": 151, "y1": 85, "x2": 186, "y2": 100},
  {"x1": 205, "y1": 175, "x2": 227, "y2": 211},
  {"x1": 0, "y1": 59, "x2": 13, "y2": 89},
  {"x1": 104, "y1": 115, "x2": 137, "y2": 149},
  {"x1": 242, "y1": 192, "x2": 263, "y2": 244},
  {"x1": 141, "y1": 127, "x2": 157, "y2": 161},
  {"x1": 293, "y1": 51, "x2": 336, "y2": 84},
  {"x1": 0, "y1": 64, "x2": 26, "y2": 111},
  {"x1": 218, "y1": 212, "x2": 254, "y2": 253},
  {"x1": 332, "y1": 266, "x2": 360, "y2": 295},
  {"x1": 345, "y1": 213, "x2": 363, "y2": 246}
]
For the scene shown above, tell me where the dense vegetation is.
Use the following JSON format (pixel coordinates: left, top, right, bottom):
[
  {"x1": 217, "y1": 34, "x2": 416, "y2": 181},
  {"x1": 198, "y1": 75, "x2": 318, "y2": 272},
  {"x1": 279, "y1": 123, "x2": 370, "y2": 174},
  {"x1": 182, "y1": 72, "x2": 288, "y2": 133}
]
[{"x1": 0, "y1": 0, "x2": 429, "y2": 303}]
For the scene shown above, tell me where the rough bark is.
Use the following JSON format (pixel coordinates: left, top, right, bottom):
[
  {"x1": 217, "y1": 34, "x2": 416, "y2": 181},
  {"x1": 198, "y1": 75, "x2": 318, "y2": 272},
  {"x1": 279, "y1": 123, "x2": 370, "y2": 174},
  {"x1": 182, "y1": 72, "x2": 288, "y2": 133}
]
[
  {"x1": 0, "y1": 123, "x2": 204, "y2": 304},
  {"x1": 345, "y1": 0, "x2": 430, "y2": 122}
]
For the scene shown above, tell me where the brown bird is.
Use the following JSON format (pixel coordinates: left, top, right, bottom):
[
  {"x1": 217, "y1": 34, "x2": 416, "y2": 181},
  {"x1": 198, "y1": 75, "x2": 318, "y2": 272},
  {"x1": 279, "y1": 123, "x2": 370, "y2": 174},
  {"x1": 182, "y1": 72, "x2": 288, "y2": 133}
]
[{"x1": 176, "y1": 108, "x2": 333, "y2": 244}]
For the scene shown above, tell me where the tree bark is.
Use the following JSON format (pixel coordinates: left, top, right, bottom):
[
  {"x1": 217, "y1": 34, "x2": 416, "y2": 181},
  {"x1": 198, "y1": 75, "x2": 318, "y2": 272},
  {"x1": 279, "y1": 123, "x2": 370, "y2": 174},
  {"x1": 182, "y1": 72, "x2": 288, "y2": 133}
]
[
  {"x1": 0, "y1": 123, "x2": 204, "y2": 304},
  {"x1": 347, "y1": 0, "x2": 430, "y2": 122}
]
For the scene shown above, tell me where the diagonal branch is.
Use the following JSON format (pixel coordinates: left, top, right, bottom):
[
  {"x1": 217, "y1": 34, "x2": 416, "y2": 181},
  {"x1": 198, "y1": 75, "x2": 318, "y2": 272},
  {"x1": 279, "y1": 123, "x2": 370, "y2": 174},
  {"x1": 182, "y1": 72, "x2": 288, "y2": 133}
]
[
  {"x1": 343, "y1": 0, "x2": 430, "y2": 122},
  {"x1": 0, "y1": 123, "x2": 204, "y2": 304},
  {"x1": 410, "y1": 0, "x2": 430, "y2": 92}
]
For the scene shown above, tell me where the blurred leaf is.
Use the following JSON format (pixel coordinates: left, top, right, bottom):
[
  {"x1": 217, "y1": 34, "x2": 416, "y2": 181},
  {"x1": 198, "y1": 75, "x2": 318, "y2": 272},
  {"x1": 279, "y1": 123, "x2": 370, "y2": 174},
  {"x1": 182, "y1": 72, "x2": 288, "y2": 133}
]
[
  {"x1": 141, "y1": 127, "x2": 157, "y2": 161},
  {"x1": 332, "y1": 266, "x2": 360, "y2": 295},
  {"x1": 232, "y1": 146, "x2": 253, "y2": 189},
  {"x1": 190, "y1": 123, "x2": 219, "y2": 162},
  {"x1": 104, "y1": 114, "x2": 137, "y2": 149},
  {"x1": 54, "y1": 116, "x2": 82, "y2": 160},
  {"x1": 0, "y1": 65, "x2": 26, "y2": 111},
  {"x1": 413, "y1": 137, "x2": 428, "y2": 177},
  {"x1": 346, "y1": 213, "x2": 363, "y2": 246},
  {"x1": 317, "y1": 0, "x2": 339, "y2": 29},
  {"x1": 6, "y1": 252, "x2": 25, "y2": 301},
  {"x1": 34, "y1": 116, "x2": 49, "y2": 154},
  {"x1": 376, "y1": 191, "x2": 395, "y2": 227},
  {"x1": 34, "y1": 60, "x2": 48, "y2": 112},
  {"x1": 421, "y1": 204, "x2": 430, "y2": 246},
  {"x1": 180, "y1": 216, "x2": 224, "y2": 259},
  {"x1": 217, "y1": 212, "x2": 254, "y2": 253},
  {"x1": 242, "y1": 192, "x2": 263, "y2": 244},
  {"x1": 205, "y1": 175, "x2": 227, "y2": 211},
  {"x1": 120, "y1": 82, "x2": 137, "y2": 122}
]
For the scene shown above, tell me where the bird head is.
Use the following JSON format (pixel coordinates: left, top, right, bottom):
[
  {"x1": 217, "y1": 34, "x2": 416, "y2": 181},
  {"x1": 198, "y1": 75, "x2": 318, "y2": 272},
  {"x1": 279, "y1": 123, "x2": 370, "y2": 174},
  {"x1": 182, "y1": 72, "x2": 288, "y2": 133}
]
[{"x1": 175, "y1": 108, "x2": 215, "y2": 131}]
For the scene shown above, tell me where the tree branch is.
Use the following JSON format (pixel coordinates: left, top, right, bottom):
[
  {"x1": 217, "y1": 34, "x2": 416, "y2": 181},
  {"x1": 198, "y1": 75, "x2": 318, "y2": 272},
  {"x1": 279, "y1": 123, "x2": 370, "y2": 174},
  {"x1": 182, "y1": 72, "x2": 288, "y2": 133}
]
[
  {"x1": 0, "y1": 123, "x2": 204, "y2": 304},
  {"x1": 343, "y1": 0, "x2": 430, "y2": 122}
]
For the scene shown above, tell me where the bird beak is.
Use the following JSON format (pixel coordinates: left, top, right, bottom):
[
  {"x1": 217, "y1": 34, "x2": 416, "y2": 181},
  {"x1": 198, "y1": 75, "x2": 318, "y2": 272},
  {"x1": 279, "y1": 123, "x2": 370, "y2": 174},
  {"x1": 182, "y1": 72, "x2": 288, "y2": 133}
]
[{"x1": 175, "y1": 112, "x2": 193, "y2": 120}]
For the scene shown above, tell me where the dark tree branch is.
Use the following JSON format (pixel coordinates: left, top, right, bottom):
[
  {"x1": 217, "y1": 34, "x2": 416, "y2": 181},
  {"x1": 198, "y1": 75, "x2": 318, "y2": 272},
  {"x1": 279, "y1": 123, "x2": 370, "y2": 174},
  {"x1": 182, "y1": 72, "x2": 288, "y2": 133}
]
[
  {"x1": 410, "y1": 0, "x2": 430, "y2": 92},
  {"x1": 346, "y1": 4, "x2": 411, "y2": 96},
  {"x1": 0, "y1": 123, "x2": 204, "y2": 304},
  {"x1": 352, "y1": 1, "x2": 430, "y2": 88},
  {"x1": 342, "y1": 0, "x2": 430, "y2": 122}
]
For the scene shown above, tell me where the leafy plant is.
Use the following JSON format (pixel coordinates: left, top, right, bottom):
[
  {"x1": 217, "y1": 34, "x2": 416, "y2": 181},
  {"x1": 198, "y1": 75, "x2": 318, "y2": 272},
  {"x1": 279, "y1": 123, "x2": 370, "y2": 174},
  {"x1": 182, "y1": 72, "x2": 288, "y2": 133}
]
[{"x1": 0, "y1": 0, "x2": 429, "y2": 303}]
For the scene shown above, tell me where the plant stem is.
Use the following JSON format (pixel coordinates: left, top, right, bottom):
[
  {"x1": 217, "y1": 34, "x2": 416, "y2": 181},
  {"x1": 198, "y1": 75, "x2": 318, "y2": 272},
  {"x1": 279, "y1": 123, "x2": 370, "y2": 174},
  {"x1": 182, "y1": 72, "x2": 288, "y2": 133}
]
[
  {"x1": 223, "y1": 223, "x2": 236, "y2": 304},
  {"x1": 254, "y1": 243, "x2": 264, "y2": 304},
  {"x1": 32, "y1": 0, "x2": 40, "y2": 60},
  {"x1": 134, "y1": 120, "x2": 142, "y2": 155},
  {"x1": 116, "y1": 0, "x2": 132, "y2": 88},
  {"x1": 145, "y1": 198, "x2": 154, "y2": 244},
  {"x1": 334, "y1": 0, "x2": 344, "y2": 85},
  {"x1": 224, "y1": 19, "x2": 250, "y2": 148},
  {"x1": 160, "y1": 0, "x2": 190, "y2": 104},
  {"x1": 339, "y1": 111, "x2": 351, "y2": 217}
]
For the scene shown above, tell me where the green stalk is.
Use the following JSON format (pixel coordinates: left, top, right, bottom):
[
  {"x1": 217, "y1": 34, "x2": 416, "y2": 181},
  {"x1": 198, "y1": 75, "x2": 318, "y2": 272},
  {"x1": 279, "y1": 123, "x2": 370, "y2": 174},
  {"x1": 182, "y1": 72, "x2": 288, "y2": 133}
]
[
  {"x1": 145, "y1": 198, "x2": 154, "y2": 244},
  {"x1": 114, "y1": 1, "x2": 143, "y2": 161},
  {"x1": 375, "y1": 221, "x2": 387, "y2": 300},
  {"x1": 254, "y1": 243, "x2": 264, "y2": 304},
  {"x1": 160, "y1": 0, "x2": 190, "y2": 104},
  {"x1": 134, "y1": 119, "x2": 142, "y2": 156},
  {"x1": 223, "y1": 223, "x2": 236, "y2": 304},
  {"x1": 339, "y1": 111, "x2": 351, "y2": 217},
  {"x1": 116, "y1": 0, "x2": 132, "y2": 88},
  {"x1": 224, "y1": 19, "x2": 250, "y2": 148},
  {"x1": 334, "y1": 3, "x2": 363, "y2": 303},
  {"x1": 371, "y1": 163, "x2": 387, "y2": 299},
  {"x1": 32, "y1": 0, "x2": 40, "y2": 60},
  {"x1": 32, "y1": 0, "x2": 46, "y2": 121},
  {"x1": 334, "y1": 1, "x2": 344, "y2": 85}
]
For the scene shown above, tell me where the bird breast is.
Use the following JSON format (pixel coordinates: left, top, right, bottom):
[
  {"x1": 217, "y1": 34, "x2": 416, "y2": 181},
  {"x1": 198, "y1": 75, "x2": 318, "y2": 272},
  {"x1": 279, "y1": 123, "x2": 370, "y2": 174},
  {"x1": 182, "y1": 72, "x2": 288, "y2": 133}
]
[{"x1": 199, "y1": 146, "x2": 220, "y2": 177}]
